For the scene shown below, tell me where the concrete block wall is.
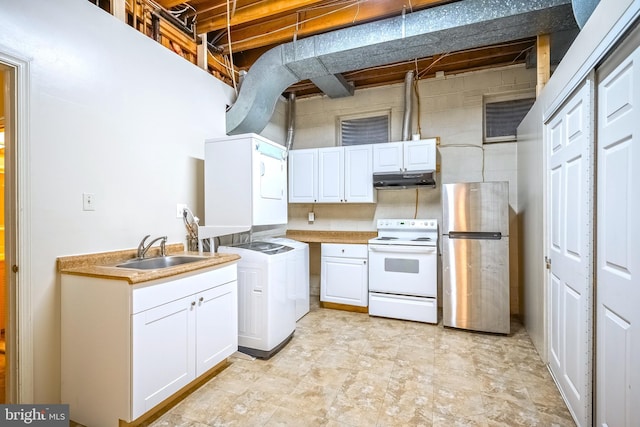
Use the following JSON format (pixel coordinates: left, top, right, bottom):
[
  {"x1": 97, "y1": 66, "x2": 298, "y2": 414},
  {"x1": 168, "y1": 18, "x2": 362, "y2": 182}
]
[{"x1": 289, "y1": 64, "x2": 536, "y2": 314}]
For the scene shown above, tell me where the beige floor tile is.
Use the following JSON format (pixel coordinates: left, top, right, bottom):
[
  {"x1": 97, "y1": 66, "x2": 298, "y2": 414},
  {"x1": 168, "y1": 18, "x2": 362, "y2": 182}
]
[
  {"x1": 432, "y1": 413, "x2": 488, "y2": 427},
  {"x1": 326, "y1": 389, "x2": 383, "y2": 426},
  {"x1": 264, "y1": 406, "x2": 330, "y2": 426},
  {"x1": 138, "y1": 303, "x2": 576, "y2": 427},
  {"x1": 377, "y1": 377, "x2": 434, "y2": 426},
  {"x1": 433, "y1": 385, "x2": 486, "y2": 418},
  {"x1": 279, "y1": 378, "x2": 340, "y2": 418}
]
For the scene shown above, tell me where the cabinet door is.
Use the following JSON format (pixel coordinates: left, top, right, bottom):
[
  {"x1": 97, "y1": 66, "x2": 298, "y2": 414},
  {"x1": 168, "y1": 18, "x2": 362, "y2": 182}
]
[
  {"x1": 344, "y1": 145, "x2": 375, "y2": 203},
  {"x1": 404, "y1": 139, "x2": 436, "y2": 171},
  {"x1": 288, "y1": 149, "x2": 318, "y2": 203},
  {"x1": 318, "y1": 147, "x2": 344, "y2": 202},
  {"x1": 132, "y1": 297, "x2": 195, "y2": 419},
  {"x1": 195, "y1": 282, "x2": 238, "y2": 376},
  {"x1": 321, "y1": 256, "x2": 368, "y2": 307},
  {"x1": 373, "y1": 142, "x2": 403, "y2": 173}
]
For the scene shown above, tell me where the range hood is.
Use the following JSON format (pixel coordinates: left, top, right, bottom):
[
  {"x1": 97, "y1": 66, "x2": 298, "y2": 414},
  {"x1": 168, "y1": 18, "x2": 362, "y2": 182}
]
[{"x1": 373, "y1": 171, "x2": 436, "y2": 190}]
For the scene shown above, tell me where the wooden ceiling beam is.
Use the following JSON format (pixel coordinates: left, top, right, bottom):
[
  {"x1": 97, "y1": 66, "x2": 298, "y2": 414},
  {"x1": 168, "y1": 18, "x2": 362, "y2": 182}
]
[
  {"x1": 155, "y1": 0, "x2": 190, "y2": 9},
  {"x1": 206, "y1": 0, "x2": 448, "y2": 52},
  {"x1": 196, "y1": 0, "x2": 327, "y2": 33}
]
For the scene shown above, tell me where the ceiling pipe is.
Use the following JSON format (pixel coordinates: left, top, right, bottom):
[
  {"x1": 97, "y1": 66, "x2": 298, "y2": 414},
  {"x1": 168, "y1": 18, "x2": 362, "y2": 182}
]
[
  {"x1": 285, "y1": 92, "x2": 296, "y2": 153},
  {"x1": 401, "y1": 71, "x2": 414, "y2": 141},
  {"x1": 225, "y1": 0, "x2": 577, "y2": 135},
  {"x1": 571, "y1": 0, "x2": 600, "y2": 28}
]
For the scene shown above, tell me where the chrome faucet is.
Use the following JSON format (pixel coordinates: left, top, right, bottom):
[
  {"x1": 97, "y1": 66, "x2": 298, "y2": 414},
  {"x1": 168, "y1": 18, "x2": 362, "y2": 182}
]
[{"x1": 137, "y1": 234, "x2": 167, "y2": 259}]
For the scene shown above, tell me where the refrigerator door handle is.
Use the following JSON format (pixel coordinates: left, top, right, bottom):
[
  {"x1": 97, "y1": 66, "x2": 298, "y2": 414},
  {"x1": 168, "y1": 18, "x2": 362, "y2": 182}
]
[{"x1": 448, "y1": 231, "x2": 502, "y2": 240}]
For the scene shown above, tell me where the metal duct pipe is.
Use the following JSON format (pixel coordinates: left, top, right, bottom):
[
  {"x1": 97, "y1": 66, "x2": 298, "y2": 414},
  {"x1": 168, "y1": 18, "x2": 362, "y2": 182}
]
[
  {"x1": 285, "y1": 92, "x2": 296, "y2": 152},
  {"x1": 226, "y1": 0, "x2": 577, "y2": 135},
  {"x1": 401, "y1": 71, "x2": 414, "y2": 141},
  {"x1": 571, "y1": 0, "x2": 600, "y2": 28}
]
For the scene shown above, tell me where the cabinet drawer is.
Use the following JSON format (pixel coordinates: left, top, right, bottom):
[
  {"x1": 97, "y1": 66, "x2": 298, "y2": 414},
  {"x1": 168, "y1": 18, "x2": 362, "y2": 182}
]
[
  {"x1": 369, "y1": 292, "x2": 437, "y2": 323},
  {"x1": 321, "y1": 243, "x2": 367, "y2": 258}
]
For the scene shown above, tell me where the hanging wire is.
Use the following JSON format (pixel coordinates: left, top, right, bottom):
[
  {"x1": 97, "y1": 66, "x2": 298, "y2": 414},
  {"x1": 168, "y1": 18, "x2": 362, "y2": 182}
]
[{"x1": 226, "y1": 0, "x2": 238, "y2": 94}]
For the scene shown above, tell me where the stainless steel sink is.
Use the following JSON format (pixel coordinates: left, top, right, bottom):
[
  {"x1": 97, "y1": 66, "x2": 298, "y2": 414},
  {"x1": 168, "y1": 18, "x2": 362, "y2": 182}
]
[{"x1": 116, "y1": 255, "x2": 208, "y2": 270}]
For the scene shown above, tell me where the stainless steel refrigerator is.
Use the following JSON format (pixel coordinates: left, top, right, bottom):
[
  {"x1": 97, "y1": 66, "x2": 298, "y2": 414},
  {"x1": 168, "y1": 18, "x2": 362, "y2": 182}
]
[{"x1": 442, "y1": 181, "x2": 510, "y2": 334}]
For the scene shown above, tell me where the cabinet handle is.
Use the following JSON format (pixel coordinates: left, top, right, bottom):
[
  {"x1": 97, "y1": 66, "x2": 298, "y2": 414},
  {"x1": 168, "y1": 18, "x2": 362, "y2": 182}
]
[
  {"x1": 191, "y1": 301, "x2": 196, "y2": 307},
  {"x1": 199, "y1": 296, "x2": 204, "y2": 303}
]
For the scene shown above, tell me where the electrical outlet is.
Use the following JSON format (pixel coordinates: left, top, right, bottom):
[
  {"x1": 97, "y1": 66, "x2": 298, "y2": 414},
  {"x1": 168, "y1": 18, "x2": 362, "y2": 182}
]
[
  {"x1": 83, "y1": 193, "x2": 95, "y2": 211},
  {"x1": 176, "y1": 204, "x2": 187, "y2": 219},
  {"x1": 308, "y1": 211, "x2": 315, "y2": 222}
]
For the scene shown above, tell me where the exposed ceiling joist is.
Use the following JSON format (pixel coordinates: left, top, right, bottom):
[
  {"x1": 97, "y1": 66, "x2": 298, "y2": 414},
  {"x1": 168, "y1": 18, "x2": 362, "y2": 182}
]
[{"x1": 195, "y1": 0, "x2": 327, "y2": 34}]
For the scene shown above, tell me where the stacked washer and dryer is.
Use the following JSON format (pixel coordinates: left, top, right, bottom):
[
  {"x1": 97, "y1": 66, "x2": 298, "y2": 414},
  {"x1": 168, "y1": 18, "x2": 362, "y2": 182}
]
[{"x1": 205, "y1": 134, "x2": 310, "y2": 359}]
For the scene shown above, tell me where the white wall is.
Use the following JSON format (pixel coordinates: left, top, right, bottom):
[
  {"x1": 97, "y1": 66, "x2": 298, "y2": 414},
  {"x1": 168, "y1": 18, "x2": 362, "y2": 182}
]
[
  {"x1": 517, "y1": 0, "x2": 639, "y2": 357},
  {"x1": 290, "y1": 65, "x2": 536, "y2": 314},
  {"x1": 0, "y1": 0, "x2": 281, "y2": 403}
]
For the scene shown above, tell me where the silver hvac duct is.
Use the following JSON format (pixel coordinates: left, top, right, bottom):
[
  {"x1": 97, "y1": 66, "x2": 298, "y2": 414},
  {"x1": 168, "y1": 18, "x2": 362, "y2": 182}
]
[
  {"x1": 401, "y1": 71, "x2": 414, "y2": 141},
  {"x1": 226, "y1": 0, "x2": 577, "y2": 135},
  {"x1": 285, "y1": 92, "x2": 296, "y2": 152},
  {"x1": 571, "y1": 0, "x2": 600, "y2": 28}
]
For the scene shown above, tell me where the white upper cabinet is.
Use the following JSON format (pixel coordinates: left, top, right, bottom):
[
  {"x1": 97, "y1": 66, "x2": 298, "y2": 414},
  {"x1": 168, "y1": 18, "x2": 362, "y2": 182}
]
[
  {"x1": 373, "y1": 138, "x2": 437, "y2": 173},
  {"x1": 372, "y1": 141, "x2": 404, "y2": 173},
  {"x1": 318, "y1": 147, "x2": 344, "y2": 202},
  {"x1": 288, "y1": 148, "x2": 318, "y2": 203},
  {"x1": 289, "y1": 145, "x2": 376, "y2": 203},
  {"x1": 344, "y1": 145, "x2": 375, "y2": 203}
]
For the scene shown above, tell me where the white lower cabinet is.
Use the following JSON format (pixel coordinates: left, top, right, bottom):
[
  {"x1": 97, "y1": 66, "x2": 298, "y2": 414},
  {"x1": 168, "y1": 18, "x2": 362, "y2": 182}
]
[
  {"x1": 62, "y1": 264, "x2": 238, "y2": 427},
  {"x1": 320, "y1": 243, "x2": 368, "y2": 307},
  {"x1": 131, "y1": 281, "x2": 237, "y2": 418}
]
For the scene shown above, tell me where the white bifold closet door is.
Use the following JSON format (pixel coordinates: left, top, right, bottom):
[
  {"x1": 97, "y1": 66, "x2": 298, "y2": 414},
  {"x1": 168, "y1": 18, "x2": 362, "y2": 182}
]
[
  {"x1": 546, "y1": 80, "x2": 593, "y2": 427},
  {"x1": 596, "y1": 32, "x2": 640, "y2": 427}
]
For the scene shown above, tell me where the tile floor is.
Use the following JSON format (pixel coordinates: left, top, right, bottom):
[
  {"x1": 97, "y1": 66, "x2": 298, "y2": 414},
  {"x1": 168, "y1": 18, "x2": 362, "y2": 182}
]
[{"x1": 145, "y1": 299, "x2": 575, "y2": 427}]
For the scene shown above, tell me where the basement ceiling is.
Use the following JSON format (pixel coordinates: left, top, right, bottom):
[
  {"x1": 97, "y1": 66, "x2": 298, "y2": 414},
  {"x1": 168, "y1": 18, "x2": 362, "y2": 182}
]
[{"x1": 148, "y1": 0, "x2": 580, "y2": 98}]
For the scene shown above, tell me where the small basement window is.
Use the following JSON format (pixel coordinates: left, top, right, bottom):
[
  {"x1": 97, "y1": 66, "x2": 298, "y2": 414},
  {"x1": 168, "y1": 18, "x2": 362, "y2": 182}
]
[
  {"x1": 484, "y1": 93, "x2": 535, "y2": 143},
  {"x1": 338, "y1": 111, "x2": 390, "y2": 146}
]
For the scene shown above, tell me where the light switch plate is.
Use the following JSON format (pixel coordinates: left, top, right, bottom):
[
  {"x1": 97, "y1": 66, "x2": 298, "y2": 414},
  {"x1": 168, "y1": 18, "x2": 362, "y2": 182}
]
[{"x1": 83, "y1": 193, "x2": 95, "y2": 211}]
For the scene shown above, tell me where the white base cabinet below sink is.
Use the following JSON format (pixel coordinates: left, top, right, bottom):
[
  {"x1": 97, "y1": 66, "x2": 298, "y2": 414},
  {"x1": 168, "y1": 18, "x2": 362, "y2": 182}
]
[{"x1": 62, "y1": 263, "x2": 238, "y2": 427}]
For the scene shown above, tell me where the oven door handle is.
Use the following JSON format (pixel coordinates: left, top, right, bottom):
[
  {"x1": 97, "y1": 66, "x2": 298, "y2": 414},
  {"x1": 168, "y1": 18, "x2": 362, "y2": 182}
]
[{"x1": 368, "y1": 245, "x2": 436, "y2": 254}]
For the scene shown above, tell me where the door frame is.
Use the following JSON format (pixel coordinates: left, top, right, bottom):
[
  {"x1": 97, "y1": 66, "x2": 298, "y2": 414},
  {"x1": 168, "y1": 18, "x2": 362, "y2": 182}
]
[{"x1": 0, "y1": 47, "x2": 33, "y2": 403}]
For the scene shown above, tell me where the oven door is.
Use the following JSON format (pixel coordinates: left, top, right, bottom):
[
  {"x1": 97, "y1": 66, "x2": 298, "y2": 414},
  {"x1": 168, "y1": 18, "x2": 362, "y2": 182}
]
[{"x1": 368, "y1": 244, "x2": 437, "y2": 297}]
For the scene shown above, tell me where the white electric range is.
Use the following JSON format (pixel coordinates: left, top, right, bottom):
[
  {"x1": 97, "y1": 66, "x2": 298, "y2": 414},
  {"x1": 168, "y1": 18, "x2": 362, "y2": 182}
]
[{"x1": 368, "y1": 219, "x2": 438, "y2": 323}]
